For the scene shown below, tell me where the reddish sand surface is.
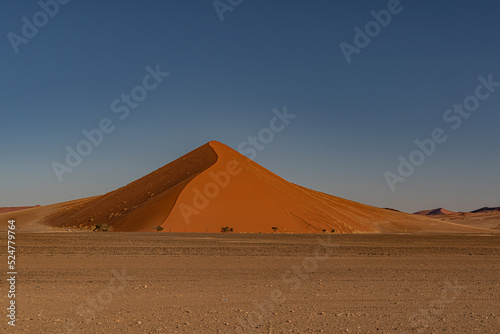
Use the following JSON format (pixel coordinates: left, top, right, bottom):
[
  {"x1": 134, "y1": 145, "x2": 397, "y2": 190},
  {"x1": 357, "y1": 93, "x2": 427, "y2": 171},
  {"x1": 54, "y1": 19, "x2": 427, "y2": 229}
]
[
  {"x1": 0, "y1": 141, "x2": 497, "y2": 234},
  {"x1": 0, "y1": 206, "x2": 39, "y2": 214},
  {"x1": 0, "y1": 233, "x2": 498, "y2": 333},
  {"x1": 0, "y1": 200, "x2": 92, "y2": 232}
]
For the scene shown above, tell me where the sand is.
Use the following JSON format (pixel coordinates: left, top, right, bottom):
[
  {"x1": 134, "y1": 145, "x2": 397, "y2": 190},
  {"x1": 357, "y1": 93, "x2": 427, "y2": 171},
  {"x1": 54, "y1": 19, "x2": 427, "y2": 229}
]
[
  {"x1": 0, "y1": 207, "x2": 39, "y2": 215},
  {"x1": 423, "y1": 211, "x2": 500, "y2": 231},
  {"x1": 1, "y1": 141, "x2": 496, "y2": 234},
  {"x1": 0, "y1": 232, "x2": 498, "y2": 333}
]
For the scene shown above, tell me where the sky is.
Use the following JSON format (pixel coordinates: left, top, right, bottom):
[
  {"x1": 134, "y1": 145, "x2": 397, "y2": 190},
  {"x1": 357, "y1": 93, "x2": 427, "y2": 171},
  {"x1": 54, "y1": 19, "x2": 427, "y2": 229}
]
[{"x1": 1, "y1": 0, "x2": 499, "y2": 213}]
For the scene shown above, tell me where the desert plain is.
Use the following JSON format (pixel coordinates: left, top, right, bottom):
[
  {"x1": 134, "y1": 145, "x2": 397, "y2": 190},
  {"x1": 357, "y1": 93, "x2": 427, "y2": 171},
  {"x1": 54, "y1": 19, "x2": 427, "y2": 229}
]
[{"x1": 1, "y1": 232, "x2": 499, "y2": 333}]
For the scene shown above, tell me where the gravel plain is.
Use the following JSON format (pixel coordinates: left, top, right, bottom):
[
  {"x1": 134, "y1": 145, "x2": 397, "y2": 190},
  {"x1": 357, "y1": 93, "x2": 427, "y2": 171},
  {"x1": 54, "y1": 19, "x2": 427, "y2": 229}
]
[{"x1": 1, "y1": 232, "x2": 499, "y2": 333}]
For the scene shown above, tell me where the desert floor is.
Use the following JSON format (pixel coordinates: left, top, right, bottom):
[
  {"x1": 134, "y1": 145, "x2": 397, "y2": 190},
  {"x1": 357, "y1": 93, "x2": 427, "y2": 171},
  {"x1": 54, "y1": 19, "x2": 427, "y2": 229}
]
[{"x1": 1, "y1": 233, "x2": 499, "y2": 333}]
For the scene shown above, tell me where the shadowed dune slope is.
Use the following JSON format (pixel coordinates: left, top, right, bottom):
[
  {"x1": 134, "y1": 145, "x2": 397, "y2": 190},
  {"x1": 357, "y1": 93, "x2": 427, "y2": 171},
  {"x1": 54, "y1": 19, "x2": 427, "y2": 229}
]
[
  {"x1": 471, "y1": 206, "x2": 500, "y2": 214},
  {"x1": 162, "y1": 142, "x2": 492, "y2": 233},
  {"x1": 40, "y1": 143, "x2": 218, "y2": 231}
]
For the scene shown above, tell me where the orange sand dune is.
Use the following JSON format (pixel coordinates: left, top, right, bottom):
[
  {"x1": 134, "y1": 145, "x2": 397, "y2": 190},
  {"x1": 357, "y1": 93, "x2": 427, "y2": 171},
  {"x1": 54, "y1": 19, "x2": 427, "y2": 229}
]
[
  {"x1": 163, "y1": 142, "x2": 492, "y2": 233},
  {"x1": 5, "y1": 141, "x2": 496, "y2": 234},
  {"x1": 40, "y1": 143, "x2": 217, "y2": 231}
]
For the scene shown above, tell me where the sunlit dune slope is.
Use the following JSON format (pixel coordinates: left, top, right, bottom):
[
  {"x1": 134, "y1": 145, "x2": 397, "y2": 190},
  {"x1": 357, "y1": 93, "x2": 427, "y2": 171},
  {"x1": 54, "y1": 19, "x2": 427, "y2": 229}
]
[{"x1": 162, "y1": 141, "x2": 492, "y2": 233}]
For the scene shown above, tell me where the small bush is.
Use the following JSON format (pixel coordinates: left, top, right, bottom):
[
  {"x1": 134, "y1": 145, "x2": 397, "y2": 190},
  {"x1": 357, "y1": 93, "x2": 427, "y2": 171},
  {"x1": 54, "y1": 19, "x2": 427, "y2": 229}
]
[
  {"x1": 153, "y1": 225, "x2": 164, "y2": 232},
  {"x1": 91, "y1": 224, "x2": 113, "y2": 232}
]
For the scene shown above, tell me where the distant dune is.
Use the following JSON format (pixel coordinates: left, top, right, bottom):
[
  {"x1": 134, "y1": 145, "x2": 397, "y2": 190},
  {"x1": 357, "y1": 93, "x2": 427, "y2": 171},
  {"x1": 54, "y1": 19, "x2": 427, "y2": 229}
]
[
  {"x1": 412, "y1": 206, "x2": 500, "y2": 231},
  {"x1": 413, "y1": 208, "x2": 456, "y2": 216},
  {"x1": 1, "y1": 141, "x2": 496, "y2": 234},
  {"x1": 423, "y1": 210, "x2": 500, "y2": 231},
  {"x1": 0, "y1": 206, "x2": 40, "y2": 214},
  {"x1": 414, "y1": 207, "x2": 500, "y2": 216},
  {"x1": 470, "y1": 206, "x2": 500, "y2": 214}
]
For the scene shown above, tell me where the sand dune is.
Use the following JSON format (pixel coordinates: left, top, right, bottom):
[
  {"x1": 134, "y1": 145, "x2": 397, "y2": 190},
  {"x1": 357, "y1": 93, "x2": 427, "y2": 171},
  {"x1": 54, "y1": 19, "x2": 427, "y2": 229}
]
[
  {"x1": 38, "y1": 143, "x2": 217, "y2": 232},
  {"x1": 0, "y1": 205, "x2": 40, "y2": 214},
  {"x1": 471, "y1": 206, "x2": 500, "y2": 214},
  {"x1": 414, "y1": 208, "x2": 456, "y2": 216},
  {"x1": 418, "y1": 211, "x2": 500, "y2": 231},
  {"x1": 162, "y1": 142, "x2": 494, "y2": 233},
  {"x1": 2, "y1": 141, "x2": 496, "y2": 234},
  {"x1": 412, "y1": 206, "x2": 500, "y2": 231},
  {"x1": 0, "y1": 199, "x2": 93, "y2": 231}
]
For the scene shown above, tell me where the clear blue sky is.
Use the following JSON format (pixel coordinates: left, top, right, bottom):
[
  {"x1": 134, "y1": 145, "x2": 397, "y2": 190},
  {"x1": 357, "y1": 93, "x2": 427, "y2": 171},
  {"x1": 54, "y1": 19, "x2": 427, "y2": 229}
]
[{"x1": 1, "y1": 0, "x2": 499, "y2": 213}]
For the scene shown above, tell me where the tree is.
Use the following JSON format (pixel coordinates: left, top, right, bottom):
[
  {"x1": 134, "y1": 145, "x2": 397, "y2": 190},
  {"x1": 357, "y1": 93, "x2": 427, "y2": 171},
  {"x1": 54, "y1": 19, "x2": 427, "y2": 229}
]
[
  {"x1": 271, "y1": 227, "x2": 278, "y2": 233},
  {"x1": 153, "y1": 225, "x2": 164, "y2": 232}
]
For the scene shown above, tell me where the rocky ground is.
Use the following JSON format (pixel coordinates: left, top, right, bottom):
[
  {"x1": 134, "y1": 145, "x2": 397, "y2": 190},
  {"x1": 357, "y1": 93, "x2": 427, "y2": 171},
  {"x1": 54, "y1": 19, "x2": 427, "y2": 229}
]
[{"x1": 1, "y1": 232, "x2": 499, "y2": 333}]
